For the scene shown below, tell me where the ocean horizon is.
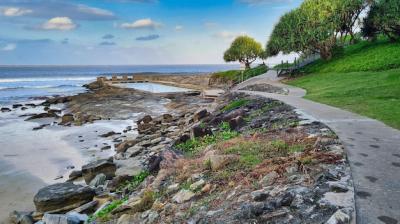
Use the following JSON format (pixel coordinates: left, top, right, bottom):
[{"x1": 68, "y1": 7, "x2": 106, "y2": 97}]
[{"x1": 0, "y1": 64, "x2": 239, "y2": 105}]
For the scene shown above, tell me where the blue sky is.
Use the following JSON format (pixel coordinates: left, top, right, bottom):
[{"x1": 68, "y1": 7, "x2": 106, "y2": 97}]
[{"x1": 0, "y1": 0, "x2": 301, "y2": 65}]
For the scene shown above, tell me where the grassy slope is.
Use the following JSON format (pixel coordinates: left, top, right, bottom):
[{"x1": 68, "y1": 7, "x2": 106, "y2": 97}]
[
  {"x1": 211, "y1": 64, "x2": 268, "y2": 82},
  {"x1": 287, "y1": 40, "x2": 400, "y2": 129}
]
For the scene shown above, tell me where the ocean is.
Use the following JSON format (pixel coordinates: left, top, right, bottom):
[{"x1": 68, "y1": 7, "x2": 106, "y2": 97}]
[{"x1": 0, "y1": 64, "x2": 238, "y2": 105}]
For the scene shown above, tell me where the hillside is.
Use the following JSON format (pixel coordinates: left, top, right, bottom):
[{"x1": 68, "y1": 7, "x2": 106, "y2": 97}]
[{"x1": 288, "y1": 40, "x2": 400, "y2": 129}]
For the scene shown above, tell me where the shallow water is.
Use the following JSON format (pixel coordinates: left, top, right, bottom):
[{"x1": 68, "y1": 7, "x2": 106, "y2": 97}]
[
  {"x1": 114, "y1": 82, "x2": 192, "y2": 93},
  {"x1": 0, "y1": 104, "x2": 138, "y2": 222}
]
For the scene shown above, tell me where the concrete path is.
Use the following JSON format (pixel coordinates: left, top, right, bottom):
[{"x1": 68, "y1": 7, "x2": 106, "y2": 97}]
[{"x1": 235, "y1": 70, "x2": 400, "y2": 224}]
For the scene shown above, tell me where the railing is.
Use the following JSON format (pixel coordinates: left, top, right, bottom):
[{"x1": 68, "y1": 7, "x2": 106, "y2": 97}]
[{"x1": 268, "y1": 54, "x2": 320, "y2": 76}]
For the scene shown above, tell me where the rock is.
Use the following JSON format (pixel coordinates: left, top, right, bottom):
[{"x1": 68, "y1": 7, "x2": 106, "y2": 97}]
[
  {"x1": 116, "y1": 139, "x2": 139, "y2": 153},
  {"x1": 236, "y1": 202, "x2": 264, "y2": 219},
  {"x1": 68, "y1": 170, "x2": 82, "y2": 181},
  {"x1": 206, "y1": 209, "x2": 223, "y2": 217},
  {"x1": 25, "y1": 113, "x2": 58, "y2": 121},
  {"x1": 172, "y1": 189, "x2": 195, "y2": 203},
  {"x1": 279, "y1": 192, "x2": 294, "y2": 206},
  {"x1": 193, "y1": 109, "x2": 208, "y2": 121},
  {"x1": 101, "y1": 145, "x2": 111, "y2": 150},
  {"x1": 99, "y1": 131, "x2": 117, "y2": 138},
  {"x1": 12, "y1": 104, "x2": 23, "y2": 109},
  {"x1": 42, "y1": 213, "x2": 83, "y2": 224},
  {"x1": 159, "y1": 150, "x2": 183, "y2": 169},
  {"x1": 115, "y1": 157, "x2": 144, "y2": 177},
  {"x1": 125, "y1": 145, "x2": 144, "y2": 158},
  {"x1": 147, "y1": 155, "x2": 162, "y2": 173},
  {"x1": 326, "y1": 209, "x2": 350, "y2": 224},
  {"x1": 251, "y1": 190, "x2": 268, "y2": 201},
  {"x1": 25, "y1": 103, "x2": 36, "y2": 107},
  {"x1": 71, "y1": 200, "x2": 98, "y2": 214},
  {"x1": 117, "y1": 214, "x2": 134, "y2": 224},
  {"x1": 167, "y1": 183, "x2": 180, "y2": 194},
  {"x1": 107, "y1": 175, "x2": 132, "y2": 192},
  {"x1": 261, "y1": 171, "x2": 279, "y2": 186},
  {"x1": 329, "y1": 182, "x2": 349, "y2": 193},
  {"x1": 190, "y1": 125, "x2": 212, "y2": 138},
  {"x1": 82, "y1": 158, "x2": 116, "y2": 184},
  {"x1": 89, "y1": 173, "x2": 107, "y2": 187},
  {"x1": 137, "y1": 115, "x2": 153, "y2": 125},
  {"x1": 204, "y1": 153, "x2": 238, "y2": 171},
  {"x1": 147, "y1": 211, "x2": 159, "y2": 223},
  {"x1": 60, "y1": 114, "x2": 74, "y2": 125},
  {"x1": 9, "y1": 211, "x2": 33, "y2": 224},
  {"x1": 33, "y1": 182, "x2": 95, "y2": 213},
  {"x1": 162, "y1": 114, "x2": 174, "y2": 123},
  {"x1": 65, "y1": 212, "x2": 88, "y2": 223},
  {"x1": 201, "y1": 184, "x2": 212, "y2": 193},
  {"x1": 48, "y1": 109, "x2": 61, "y2": 115},
  {"x1": 190, "y1": 179, "x2": 206, "y2": 191},
  {"x1": 229, "y1": 116, "x2": 245, "y2": 130},
  {"x1": 1, "y1": 107, "x2": 11, "y2": 112},
  {"x1": 32, "y1": 124, "x2": 50, "y2": 131}
]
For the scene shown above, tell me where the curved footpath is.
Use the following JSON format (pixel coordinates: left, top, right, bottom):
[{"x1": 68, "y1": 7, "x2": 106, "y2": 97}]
[{"x1": 234, "y1": 70, "x2": 400, "y2": 224}]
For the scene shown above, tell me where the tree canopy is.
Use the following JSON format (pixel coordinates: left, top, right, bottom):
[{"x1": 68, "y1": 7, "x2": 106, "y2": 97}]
[
  {"x1": 266, "y1": 0, "x2": 366, "y2": 60},
  {"x1": 362, "y1": 0, "x2": 400, "y2": 41},
  {"x1": 224, "y1": 36, "x2": 263, "y2": 69}
]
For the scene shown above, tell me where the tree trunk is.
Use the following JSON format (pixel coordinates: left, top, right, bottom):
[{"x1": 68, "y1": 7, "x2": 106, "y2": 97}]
[
  {"x1": 245, "y1": 61, "x2": 251, "y2": 69},
  {"x1": 320, "y1": 46, "x2": 332, "y2": 61}
]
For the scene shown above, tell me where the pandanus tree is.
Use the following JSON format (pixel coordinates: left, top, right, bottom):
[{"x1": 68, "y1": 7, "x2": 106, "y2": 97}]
[
  {"x1": 224, "y1": 36, "x2": 263, "y2": 69},
  {"x1": 362, "y1": 0, "x2": 400, "y2": 41},
  {"x1": 266, "y1": 0, "x2": 367, "y2": 60}
]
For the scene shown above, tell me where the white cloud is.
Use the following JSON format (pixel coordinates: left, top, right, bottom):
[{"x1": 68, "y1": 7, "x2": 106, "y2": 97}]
[
  {"x1": 1, "y1": 7, "x2": 32, "y2": 16},
  {"x1": 41, "y1": 17, "x2": 77, "y2": 31},
  {"x1": 120, "y1": 18, "x2": 161, "y2": 29},
  {"x1": 1, "y1": 43, "x2": 16, "y2": 51},
  {"x1": 175, "y1": 25, "x2": 183, "y2": 31},
  {"x1": 77, "y1": 5, "x2": 114, "y2": 17},
  {"x1": 213, "y1": 31, "x2": 247, "y2": 41}
]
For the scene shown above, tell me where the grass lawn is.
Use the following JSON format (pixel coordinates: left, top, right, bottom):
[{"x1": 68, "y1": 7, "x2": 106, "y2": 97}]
[
  {"x1": 211, "y1": 64, "x2": 268, "y2": 83},
  {"x1": 287, "y1": 40, "x2": 400, "y2": 129}
]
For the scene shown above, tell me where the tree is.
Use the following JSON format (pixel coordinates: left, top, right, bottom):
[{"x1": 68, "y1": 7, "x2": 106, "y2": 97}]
[
  {"x1": 362, "y1": 0, "x2": 400, "y2": 41},
  {"x1": 224, "y1": 36, "x2": 263, "y2": 69},
  {"x1": 266, "y1": 0, "x2": 367, "y2": 60}
]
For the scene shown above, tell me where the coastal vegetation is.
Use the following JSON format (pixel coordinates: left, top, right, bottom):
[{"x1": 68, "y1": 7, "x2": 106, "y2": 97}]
[
  {"x1": 210, "y1": 64, "x2": 268, "y2": 85},
  {"x1": 266, "y1": 0, "x2": 367, "y2": 60},
  {"x1": 361, "y1": 0, "x2": 400, "y2": 41},
  {"x1": 223, "y1": 36, "x2": 264, "y2": 69}
]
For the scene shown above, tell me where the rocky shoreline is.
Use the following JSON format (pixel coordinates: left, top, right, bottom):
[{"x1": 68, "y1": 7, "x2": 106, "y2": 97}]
[{"x1": 5, "y1": 77, "x2": 354, "y2": 224}]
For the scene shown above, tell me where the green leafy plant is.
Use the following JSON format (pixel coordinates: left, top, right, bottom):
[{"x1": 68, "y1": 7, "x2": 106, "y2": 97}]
[{"x1": 116, "y1": 170, "x2": 150, "y2": 193}]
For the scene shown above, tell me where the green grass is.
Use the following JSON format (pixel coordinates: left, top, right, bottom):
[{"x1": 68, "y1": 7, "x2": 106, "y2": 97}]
[
  {"x1": 304, "y1": 40, "x2": 400, "y2": 73},
  {"x1": 287, "y1": 40, "x2": 400, "y2": 129},
  {"x1": 211, "y1": 64, "x2": 268, "y2": 83}
]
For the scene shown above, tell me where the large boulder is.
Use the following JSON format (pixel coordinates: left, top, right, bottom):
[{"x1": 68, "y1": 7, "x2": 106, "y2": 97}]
[
  {"x1": 114, "y1": 158, "x2": 144, "y2": 177},
  {"x1": 81, "y1": 159, "x2": 116, "y2": 184},
  {"x1": 193, "y1": 109, "x2": 208, "y2": 122},
  {"x1": 190, "y1": 125, "x2": 212, "y2": 138},
  {"x1": 33, "y1": 182, "x2": 95, "y2": 213},
  {"x1": 60, "y1": 114, "x2": 74, "y2": 125}
]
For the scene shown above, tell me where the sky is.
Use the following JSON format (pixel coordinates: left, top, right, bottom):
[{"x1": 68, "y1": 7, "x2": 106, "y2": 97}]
[{"x1": 0, "y1": 0, "x2": 302, "y2": 65}]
